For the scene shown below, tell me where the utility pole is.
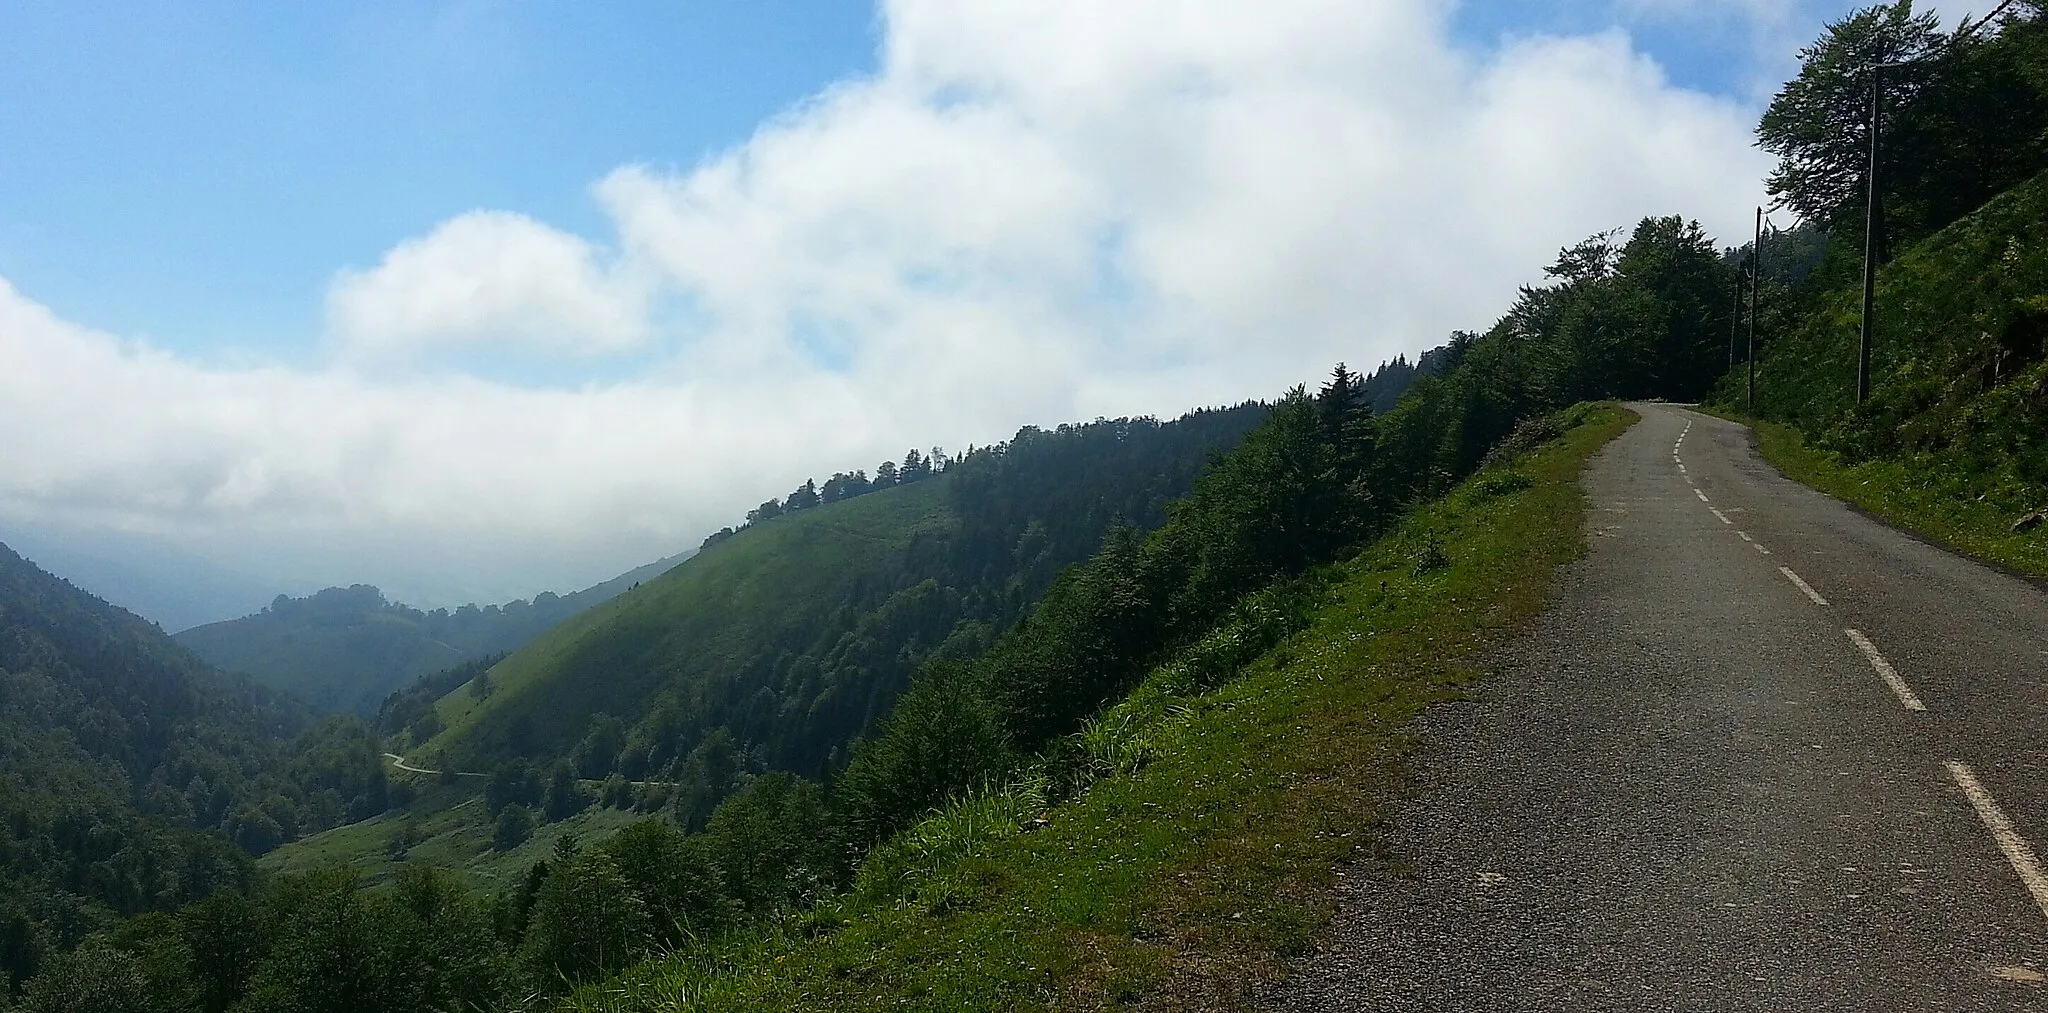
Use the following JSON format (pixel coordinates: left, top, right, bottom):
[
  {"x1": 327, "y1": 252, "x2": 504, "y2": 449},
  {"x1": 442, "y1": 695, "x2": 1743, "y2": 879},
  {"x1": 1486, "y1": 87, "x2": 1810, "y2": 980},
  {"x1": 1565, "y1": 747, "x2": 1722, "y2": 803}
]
[
  {"x1": 1849, "y1": 4, "x2": 2011, "y2": 405},
  {"x1": 1728, "y1": 265, "x2": 1743, "y2": 371},
  {"x1": 1857, "y1": 66, "x2": 1881, "y2": 404},
  {"x1": 1748, "y1": 207, "x2": 1762, "y2": 412}
]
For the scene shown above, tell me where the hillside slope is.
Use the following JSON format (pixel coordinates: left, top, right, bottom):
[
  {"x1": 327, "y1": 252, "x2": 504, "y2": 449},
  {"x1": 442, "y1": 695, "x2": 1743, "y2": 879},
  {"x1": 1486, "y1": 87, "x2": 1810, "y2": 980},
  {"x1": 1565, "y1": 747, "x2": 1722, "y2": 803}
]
[
  {"x1": 429, "y1": 480, "x2": 955, "y2": 772},
  {"x1": 174, "y1": 551, "x2": 691, "y2": 715},
  {"x1": 1719, "y1": 168, "x2": 2048, "y2": 572},
  {"x1": 0, "y1": 543, "x2": 301, "y2": 990},
  {"x1": 422, "y1": 409, "x2": 1266, "y2": 785}
]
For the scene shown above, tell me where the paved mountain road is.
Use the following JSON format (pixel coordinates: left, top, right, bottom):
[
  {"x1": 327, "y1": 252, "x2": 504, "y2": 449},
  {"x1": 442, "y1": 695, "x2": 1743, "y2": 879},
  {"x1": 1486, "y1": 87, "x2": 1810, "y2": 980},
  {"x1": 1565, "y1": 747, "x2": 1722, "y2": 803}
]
[{"x1": 1269, "y1": 405, "x2": 2048, "y2": 1011}]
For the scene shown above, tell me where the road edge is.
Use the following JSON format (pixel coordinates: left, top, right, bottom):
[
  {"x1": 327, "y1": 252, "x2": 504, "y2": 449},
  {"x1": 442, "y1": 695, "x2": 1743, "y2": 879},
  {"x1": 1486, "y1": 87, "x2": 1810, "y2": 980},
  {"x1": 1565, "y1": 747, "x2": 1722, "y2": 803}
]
[{"x1": 1684, "y1": 406, "x2": 2048, "y2": 596}]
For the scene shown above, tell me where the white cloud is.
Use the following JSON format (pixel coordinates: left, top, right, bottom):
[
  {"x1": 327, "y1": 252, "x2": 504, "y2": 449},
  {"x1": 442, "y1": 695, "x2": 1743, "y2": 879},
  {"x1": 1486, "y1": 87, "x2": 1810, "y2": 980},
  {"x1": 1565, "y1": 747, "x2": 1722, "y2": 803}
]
[
  {"x1": 1, "y1": 0, "x2": 1776, "y2": 609},
  {"x1": 327, "y1": 210, "x2": 649, "y2": 356}
]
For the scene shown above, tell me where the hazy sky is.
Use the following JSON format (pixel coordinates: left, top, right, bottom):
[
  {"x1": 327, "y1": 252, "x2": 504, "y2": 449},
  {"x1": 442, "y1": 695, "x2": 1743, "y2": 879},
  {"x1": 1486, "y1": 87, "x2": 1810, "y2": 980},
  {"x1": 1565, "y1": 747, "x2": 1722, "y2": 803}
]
[{"x1": 0, "y1": 0, "x2": 1961, "y2": 621}]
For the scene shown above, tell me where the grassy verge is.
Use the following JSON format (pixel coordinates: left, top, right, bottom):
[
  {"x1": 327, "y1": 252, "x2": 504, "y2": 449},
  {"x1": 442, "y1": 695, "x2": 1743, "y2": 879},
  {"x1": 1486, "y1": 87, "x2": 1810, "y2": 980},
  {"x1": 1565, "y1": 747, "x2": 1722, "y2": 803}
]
[
  {"x1": 551, "y1": 404, "x2": 1634, "y2": 1012},
  {"x1": 260, "y1": 781, "x2": 650, "y2": 887},
  {"x1": 1699, "y1": 408, "x2": 2048, "y2": 581}
]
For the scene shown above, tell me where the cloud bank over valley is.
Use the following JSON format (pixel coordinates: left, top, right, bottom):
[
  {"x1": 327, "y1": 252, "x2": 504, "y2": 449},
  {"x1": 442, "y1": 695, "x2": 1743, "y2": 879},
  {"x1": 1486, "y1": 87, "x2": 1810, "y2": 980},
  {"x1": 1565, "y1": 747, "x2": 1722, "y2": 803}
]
[{"x1": 0, "y1": 0, "x2": 1777, "y2": 618}]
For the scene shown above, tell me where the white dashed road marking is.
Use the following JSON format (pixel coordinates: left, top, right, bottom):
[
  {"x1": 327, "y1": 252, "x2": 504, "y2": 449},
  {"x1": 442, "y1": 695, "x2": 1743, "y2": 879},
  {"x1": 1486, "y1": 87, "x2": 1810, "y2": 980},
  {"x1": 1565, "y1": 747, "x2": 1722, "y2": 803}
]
[
  {"x1": 1737, "y1": 531, "x2": 1754, "y2": 542},
  {"x1": 1779, "y1": 566, "x2": 1829, "y2": 605},
  {"x1": 1695, "y1": 489, "x2": 1711, "y2": 503},
  {"x1": 1709, "y1": 507, "x2": 1732, "y2": 525},
  {"x1": 1946, "y1": 760, "x2": 2048, "y2": 924},
  {"x1": 1844, "y1": 629, "x2": 1926, "y2": 712}
]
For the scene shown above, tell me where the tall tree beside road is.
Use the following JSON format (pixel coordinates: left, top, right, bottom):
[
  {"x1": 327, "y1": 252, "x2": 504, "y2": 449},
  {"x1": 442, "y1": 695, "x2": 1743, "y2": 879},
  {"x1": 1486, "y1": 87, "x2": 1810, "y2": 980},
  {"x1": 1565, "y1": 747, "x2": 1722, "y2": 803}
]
[{"x1": 1760, "y1": 1, "x2": 2047, "y2": 248}]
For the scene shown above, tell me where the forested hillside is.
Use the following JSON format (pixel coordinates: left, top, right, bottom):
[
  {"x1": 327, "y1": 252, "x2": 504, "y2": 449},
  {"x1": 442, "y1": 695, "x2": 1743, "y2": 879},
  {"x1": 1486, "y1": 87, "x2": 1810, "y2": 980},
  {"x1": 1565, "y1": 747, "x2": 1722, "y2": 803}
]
[
  {"x1": 174, "y1": 552, "x2": 690, "y2": 716},
  {"x1": 420, "y1": 409, "x2": 1267, "y2": 804},
  {"x1": 1714, "y1": 2, "x2": 2048, "y2": 568},
  {"x1": 1738, "y1": 170, "x2": 2046, "y2": 483},
  {"x1": 0, "y1": 543, "x2": 394, "y2": 1000}
]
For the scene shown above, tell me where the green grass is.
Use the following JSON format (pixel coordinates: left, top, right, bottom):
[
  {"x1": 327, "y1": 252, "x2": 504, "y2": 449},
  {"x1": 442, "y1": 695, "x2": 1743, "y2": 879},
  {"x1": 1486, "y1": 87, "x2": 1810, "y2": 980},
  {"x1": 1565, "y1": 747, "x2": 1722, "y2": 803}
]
[
  {"x1": 1697, "y1": 408, "x2": 2048, "y2": 580},
  {"x1": 260, "y1": 778, "x2": 653, "y2": 888},
  {"x1": 423, "y1": 480, "x2": 957, "y2": 768},
  {"x1": 548, "y1": 403, "x2": 1635, "y2": 1012}
]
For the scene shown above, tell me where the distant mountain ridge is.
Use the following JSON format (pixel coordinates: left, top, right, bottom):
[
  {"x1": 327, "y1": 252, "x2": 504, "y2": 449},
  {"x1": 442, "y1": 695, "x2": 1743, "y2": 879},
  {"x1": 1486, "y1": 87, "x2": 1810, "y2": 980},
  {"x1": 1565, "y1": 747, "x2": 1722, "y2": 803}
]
[
  {"x1": 0, "y1": 524, "x2": 282, "y2": 632},
  {"x1": 176, "y1": 551, "x2": 693, "y2": 715}
]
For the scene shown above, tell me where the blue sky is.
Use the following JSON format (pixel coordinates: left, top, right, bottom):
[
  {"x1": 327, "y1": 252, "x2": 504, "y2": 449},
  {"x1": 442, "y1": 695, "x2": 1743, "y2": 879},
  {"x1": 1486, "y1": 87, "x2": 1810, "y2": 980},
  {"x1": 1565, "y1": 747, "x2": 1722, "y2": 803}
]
[
  {"x1": 0, "y1": 1, "x2": 879, "y2": 357},
  {"x1": 0, "y1": 0, "x2": 1947, "y2": 621}
]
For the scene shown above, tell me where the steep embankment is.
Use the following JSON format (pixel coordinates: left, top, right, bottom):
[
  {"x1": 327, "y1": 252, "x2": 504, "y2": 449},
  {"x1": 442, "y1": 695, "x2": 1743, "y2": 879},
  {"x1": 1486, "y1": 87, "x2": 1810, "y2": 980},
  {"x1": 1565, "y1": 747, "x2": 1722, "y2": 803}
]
[
  {"x1": 1721, "y1": 169, "x2": 2048, "y2": 576},
  {"x1": 174, "y1": 552, "x2": 691, "y2": 715}
]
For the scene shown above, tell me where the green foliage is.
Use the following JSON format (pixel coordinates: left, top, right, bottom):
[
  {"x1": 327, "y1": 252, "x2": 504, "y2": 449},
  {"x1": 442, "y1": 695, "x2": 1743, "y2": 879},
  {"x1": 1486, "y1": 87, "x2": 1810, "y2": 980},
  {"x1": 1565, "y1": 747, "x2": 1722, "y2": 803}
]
[
  {"x1": 830, "y1": 215, "x2": 1733, "y2": 862},
  {"x1": 494, "y1": 807, "x2": 536, "y2": 853},
  {"x1": 523, "y1": 851, "x2": 651, "y2": 988},
  {"x1": 383, "y1": 865, "x2": 512, "y2": 1006},
  {"x1": 373, "y1": 653, "x2": 500, "y2": 747},
  {"x1": 572, "y1": 714, "x2": 627, "y2": 779},
  {"x1": 179, "y1": 890, "x2": 262, "y2": 1013},
  {"x1": 287, "y1": 716, "x2": 391, "y2": 835},
  {"x1": 231, "y1": 867, "x2": 510, "y2": 1013},
  {"x1": 0, "y1": 541, "x2": 394, "y2": 996},
  {"x1": 600, "y1": 773, "x2": 632, "y2": 810},
  {"x1": 1368, "y1": 217, "x2": 1734, "y2": 513},
  {"x1": 669, "y1": 729, "x2": 740, "y2": 833},
  {"x1": 1759, "y1": 2, "x2": 1948, "y2": 236},
  {"x1": 832, "y1": 664, "x2": 1016, "y2": 847},
  {"x1": 16, "y1": 941, "x2": 159, "y2": 1013},
  {"x1": 594, "y1": 822, "x2": 739, "y2": 949},
  {"x1": 701, "y1": 775, "x2": 837, "y2": 914},
  {"x1": 1760, "y1": 2, "x2": 2048, "y2": 248},
  {"x1": 487, "y1": 759, "x2": 544, "y2": 815},
  {"x1": 851, "y1": 775, "x2": 1051, "y2": 909},
  {"x1": 544, "y1": 761, "x2": 591, "y2": 823}
]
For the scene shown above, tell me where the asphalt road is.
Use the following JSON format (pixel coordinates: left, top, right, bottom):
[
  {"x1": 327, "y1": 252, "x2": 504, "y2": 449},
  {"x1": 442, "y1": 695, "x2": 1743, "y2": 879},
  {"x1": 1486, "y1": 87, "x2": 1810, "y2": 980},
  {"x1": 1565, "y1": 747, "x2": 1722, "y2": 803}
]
[{"x1": 1269, "y1": 404, "x2": 2048, "y2": 1011}]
